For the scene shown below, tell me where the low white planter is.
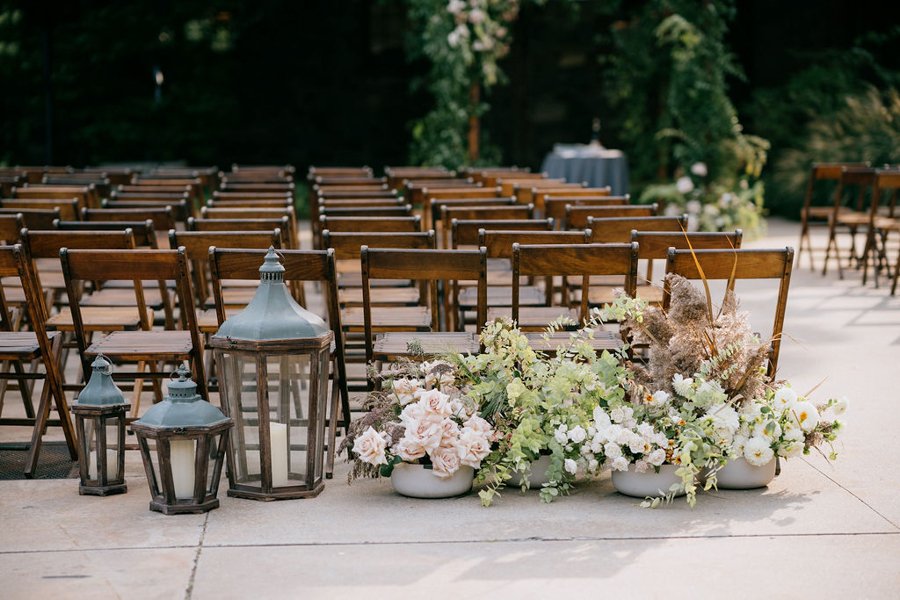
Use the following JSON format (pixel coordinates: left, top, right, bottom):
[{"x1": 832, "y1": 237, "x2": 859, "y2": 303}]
[
  {"x1": 507, "y1": 455, "x2": 553, "y2": 489},
  {"x1": 713, "y1": 458, "x2": 776, "y2": 490},
  {"x1": 612, "y1": 464, "x2": 685, "y2": 498},
  {"x1": 390, "y1": 463, "x2": 474, "y2": 499}
]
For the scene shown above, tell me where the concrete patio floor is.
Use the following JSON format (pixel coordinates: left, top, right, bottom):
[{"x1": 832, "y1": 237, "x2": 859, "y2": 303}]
[{"x1": 1, "y1": 217, "x2": 899, "y2": 599}]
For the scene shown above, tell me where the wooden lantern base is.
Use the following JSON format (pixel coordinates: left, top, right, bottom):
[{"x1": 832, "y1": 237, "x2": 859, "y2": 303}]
[
  {"x1": 79, "y1": 482, "x2": 127, "y2": 497},
  {"x1": 149, "y1": 497, "x2": 220, "y2": 515},
  {"x1": 227, "y1": 480, "x2": 324, "y2": 501}
]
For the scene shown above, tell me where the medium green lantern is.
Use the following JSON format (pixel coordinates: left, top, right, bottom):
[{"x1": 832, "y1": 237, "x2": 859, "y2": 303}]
[
  {"x1": 210, "y1": 247, "x2": 333, "y2": 500},
  {"x1": 72, "y1": 355, "x2": 129, "y2": 496},
  {"x1": 131, "y1": 366, "x2": 232, "y2": 515}
]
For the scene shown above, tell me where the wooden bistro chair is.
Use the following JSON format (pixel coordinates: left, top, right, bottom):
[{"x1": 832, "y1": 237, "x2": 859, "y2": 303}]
[
  {"x1": 664, "y1": 247, "x2": 794, "y2": 378},
  {"x1": 480, "y1": 229, "x2": 591, "y2": 329},
  {"x1": 797, "y1": 162, "x2": 868, "y2": 270},
  {"x1": 0, "y1": 244, "x2": 77, "y2": 476},
  {"x1": 208, "y1": 247, "x2": 349, "y2": 477},
  {"x1": 861, "y1": 169, "x2": 900, "y2": 292},
  {"x1": 630, "y1": 230, "x2": 743, "y2": 305},
  {"x1": 60, "y1": 248, "x2": 207, "y2": 417},
  {"x1": 360, "y1": 247, "x2": 487, "y2": 377},
  {"x1": 545, "y1": 195, "x2": 629, "y2": 227},
  {"x1": 511, "y1": 243, "x2": 637, "y2": 352},
  {"x1": 822, "y1": 166, "x2": 877, "y2": 278},
  {"x1": 565, "y1": 203, "x2": 658, "y2": 230}
]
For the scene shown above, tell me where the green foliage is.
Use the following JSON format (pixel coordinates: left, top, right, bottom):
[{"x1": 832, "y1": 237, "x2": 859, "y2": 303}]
[
  {"x1": 406, "y1": 0, "x2": 520, "y2": 168},
  {"x1": 604, "y1": 0, "x2": 767, "y2": 234},
  {"x1": 747, "y1": 27, "x2": 900, "y2": 216}
]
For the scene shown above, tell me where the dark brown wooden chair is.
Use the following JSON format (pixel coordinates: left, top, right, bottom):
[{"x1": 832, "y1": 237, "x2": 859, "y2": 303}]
[
  {"x1": 534, "y1": 187, "x2": 613, "y2": 213},
  {"x1": 664, "y1": 247, "x2": 794, "y2": 377},
  {"x1": 0, "y1": 208, "x2": 61, "y2": 230},
  {"x1": 14, "y1": 184, "x2": 96, "y2": 210},
  {"x1": 587, "y1": 215, "x2": 687, "y2": 243},
  {"x1": 0, "y1": 244, "x2": 76, "y2": 476},
  {"x1": 511, "y1": 242, "x2": 638, "y2": 333},
  {"x1": 427, "y1": 196, "x2": 515, "y2": 231},
  {"x1": 822, "y1": 166, "x2": 877, "y2": 278},
  {"x1": 1, "y1": 198, "x2": 80, "y2": 221},
  {"x1": 545, "y1": 195, "x2": 629, "y2": 226},
  {"x1": 318, "y1": 216, "x2": 421, "y2": 236},
  {"x1": 60, "y1": 248, "x2": 207, "y2": 416},
  {"x1": 630, "y1": 230, "x2": 743, "y2": 304},
  {"x1": 360, "y1": 248, "x2": 487, "y2": 368},
  {"x1": 565, "y1": 203, "x2": 658, "y2": 230},
  {"x1": 862, "y1": 169, "x2": 900, "y2": 291},
  {"x1": 440, "y1": 204, "x2": 534, "y2": 248}
]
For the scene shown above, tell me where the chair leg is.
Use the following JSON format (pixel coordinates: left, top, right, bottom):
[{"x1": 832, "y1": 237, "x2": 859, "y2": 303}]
[
  {"x1": 25, "y1": 336, "x2": 78, "y2": 476},
  {"x1": 325, "y1": 374, "x2": 340, "y2": 479},
  {"x1": 12, "y1": 360, "x2": 36, "y2": 419},
  {"x1": 132, "y1": 360, "x2": 146, "y2": 417},
  {"x1": 892, "y1": 243, "x2": 900, "y2": 296}
]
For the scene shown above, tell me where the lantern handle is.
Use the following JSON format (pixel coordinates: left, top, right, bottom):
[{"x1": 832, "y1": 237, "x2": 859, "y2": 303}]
[
  {"x1": 93, "y1": 354, "x2": 114, "y2": 376},
  {"x1": 170, "y1": 364, "x2": 191, "y2": 382}
]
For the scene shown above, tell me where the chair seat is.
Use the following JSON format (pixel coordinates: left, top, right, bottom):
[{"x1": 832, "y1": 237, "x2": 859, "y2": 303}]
[
  {"x1": 875, "y1": 217, "x2": 900, "y2": 231},
  {"x1": 86, "y1": 330, "x2": 194, "y2": 362},
  {"x1": 806, "y1": 206, "x2": 850, "y2": 218},
  {"x1": 836, "y1": 212, "x2": 871, "y2": 225},
  {"x1": 81, "y1": 287, "x2": 167, "y2": 309},
  {"x1": 525, "y1": 330, "x2": 622, "y2": 353},
  {"x1": 635, "y1": 284, "x2": 665, "y2": 305},
  {"x1": 3, "y1": 271, "x2": 66, "y2": 291},
  {"x1": 342, "y1": 306, "x2": 431, "y2": 332},
  {"x1": 487, "y1": 306, "x2": 580, "y2": 330},
  {"x1": 458, "y1": 285, "x2": 545, "y2": 308},
  {"x1": 373, "y1": 332, "x2": 479, "y2": 361},
  {"x1": 0, "y1": 331, "x2": 60, "y2": 360},
  {"x1": 46, "y1": 306, "x2": 152, "y2": 332},
  {"x1": 339, "y1": 286, "x2": 421, "y2": 306}
]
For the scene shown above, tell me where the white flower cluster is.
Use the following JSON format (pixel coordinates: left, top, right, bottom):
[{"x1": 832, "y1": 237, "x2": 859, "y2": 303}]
[
  {"x1": 352, "y1": 386, "x2": 495, "y2": 479},
  {"x1": 590, "y1": 406, "x2": 670, "y2": 474}
]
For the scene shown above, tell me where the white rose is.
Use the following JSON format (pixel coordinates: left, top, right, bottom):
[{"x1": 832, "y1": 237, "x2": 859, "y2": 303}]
[
  {"x1": 564, "y1": 458, "x2": 577, "y2": 475},
  {"x1": 690, "y1": 162, "x2": 708, "y2": 177},
  {"x1": 610, "y1": 407, "x2": 625, "y2": 424},
  {"x1": 611, "y1": 457, "x2": 630, "y2": 472},
  {"x1": 588, "y1": 458, "x2": 599, "y2": 472},
  {"x1": 446, "y1": 0, "x2": 466, "y2": 15},
  {"x1": 647, "y1": 448, "x2": 666, "y2": 467},
  {"x1": 634, "y1": 459, "x2": 650, "y2": 473},
  {"x1": 593, "y1": 407, "x2": 611, "y2": 429},
  {"x1": 352, "y1": 427, "x2": 388, "y2": 466},
  {"x1": 649, "y1": 390, "x2": 670, "y2": 407},
  {"x1": 439, "y1": 418, "x2": 461, "y2": 448},
  {"x1": 430, "y1": 446, "x2": 461, "y2": 478},
  {"x1": 468, "y1": 8, "x2": 485, "y2": 23},
  {"x1": 604, "y1": 442, "x2": 622, "y2": 460},
  {"x1": 677, "y1": 176, "x2": 695, "y2": 194},
  {"x1": 568, "y1": 425, "x2": 587, "y2": 444},
  {"x1": 627, "y1": 433, "x2": 647, "y2": 455},
  {"x1": 394, "y1": 434, "x2": 426, "y2": 462},
  {"x1": 463, "y1": 415, "x2": 492, "y2": 435},
  {"x1": 405, "y1": 417, "x2": 444, "y2": 454}
]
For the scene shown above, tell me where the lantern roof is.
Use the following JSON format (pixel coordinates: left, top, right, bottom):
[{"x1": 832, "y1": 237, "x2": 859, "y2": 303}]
[
  {"x1": 133, "y1": 366, "x2": 229, "y2": 429},
  {"x1": 74, "y1": 355, "x2": 128, "y2": 407},
  {"x1": 213, "y1": 247, "x2": 330, "y2": 341}
]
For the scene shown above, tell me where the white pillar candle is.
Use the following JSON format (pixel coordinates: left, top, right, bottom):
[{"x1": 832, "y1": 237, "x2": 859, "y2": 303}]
[
  {"x1": 169, "y1": 440, "x2": 196, "y2": 499},
  {"x1": 88, "y1": 449, "x2": 118, "y2": 480},
  {"x1": 269, "y1": 422, "x2": 289, "y2": 487}
]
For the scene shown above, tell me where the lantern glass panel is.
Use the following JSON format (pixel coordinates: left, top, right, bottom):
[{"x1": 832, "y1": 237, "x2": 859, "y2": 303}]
[
  {"x1": 220, "y1": 350, "x2": 262, "y2": 488},
  {"x1": 103, "y1": 415, "x2": 124, "y2": 481},
  {"x1": 163, "y1": 437, "x2": 198, "y2": 500},
  {"x1": 265, "y1": 353, "x2": 310, "y2": 486}
]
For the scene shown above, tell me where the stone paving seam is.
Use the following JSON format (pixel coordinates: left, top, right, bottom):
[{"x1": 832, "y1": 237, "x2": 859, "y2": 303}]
[
  {"x1": 184, "y1": 513, "x2": 209, "y2": 600},
  {"x1": 801, "y1": 457, "x2": 900, "y2": 531}
]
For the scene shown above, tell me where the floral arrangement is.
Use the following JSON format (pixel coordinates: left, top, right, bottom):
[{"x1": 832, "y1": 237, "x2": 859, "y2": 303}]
[
  {"x1": 599, "y1": 274, "x2": 847, "y2": 507},
  {"x1": 642, "y1": 160, "x2": 767, "y2": 239},
  {"x1": 451, "y1": 317, "x2": 629, "y2": 506},
  {"x1": 342, "y1": 360, "x2": 496, "y2": 480}
]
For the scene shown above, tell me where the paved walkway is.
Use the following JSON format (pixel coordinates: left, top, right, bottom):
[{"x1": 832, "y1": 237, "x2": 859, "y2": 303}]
[{"x1": 1, "y1": 218, "x2": 898, "y2": 599}]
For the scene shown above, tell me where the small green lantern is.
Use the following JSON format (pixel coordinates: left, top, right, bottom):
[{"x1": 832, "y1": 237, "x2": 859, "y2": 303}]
[
  {"x1": 131, "y1": 366, "x2": 233, "y2": 515},
  {"x1": 210, "y1": 247, "x2": 333, "y2": 500},
  {"x1": 72, "y1": 355, "x2": 130, "y2": 496}
]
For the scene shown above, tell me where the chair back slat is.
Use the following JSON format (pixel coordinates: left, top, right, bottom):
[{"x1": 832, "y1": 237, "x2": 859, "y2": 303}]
[
  {"x1": 565, "y1": 204, "x2": 657, "y2": 229},
  {"x1": 451, "y1": 218, "x2": 553, "y2": 248},
  {"x1": 587, "y1": 215, "x2": 686, "y2": 243}
]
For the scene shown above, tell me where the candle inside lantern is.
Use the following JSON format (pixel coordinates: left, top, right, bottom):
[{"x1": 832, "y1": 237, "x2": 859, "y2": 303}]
[
  {"x1": 170, "y1": 440, "x2": 196, "y2": 499},
  {"x1": 269, "y1": 422, "x2": 289, "y2": 487},
  {"x1": 88, "y1": 449, "x2": 118, "y2": 481}
]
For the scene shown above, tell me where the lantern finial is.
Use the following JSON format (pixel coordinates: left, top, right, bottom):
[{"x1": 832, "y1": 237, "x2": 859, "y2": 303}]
[{"x1": 259, "y1": 246, "x2": 285, "y2": 283}]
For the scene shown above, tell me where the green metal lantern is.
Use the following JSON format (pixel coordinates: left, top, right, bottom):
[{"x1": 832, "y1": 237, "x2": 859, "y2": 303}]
[
  {"x1": 131, "y1": 366, "x2": 232, "y2": 515},
  {"x1": 72, "y1": 355, "x2": 129, "y2": 496},
  {"x1": 210, "y1": 247, "x2": 333, "y2": 500}
]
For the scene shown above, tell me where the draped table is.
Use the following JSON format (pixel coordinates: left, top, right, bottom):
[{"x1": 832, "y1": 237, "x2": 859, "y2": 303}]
[{"x1": 541, "y1": 144, "x2": 630, "y2": 195}]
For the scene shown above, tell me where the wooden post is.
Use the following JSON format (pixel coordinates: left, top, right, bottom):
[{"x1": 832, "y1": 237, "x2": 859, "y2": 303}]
[{"x1": 467, "y1": 82, "x2": 480, "y2": 163}]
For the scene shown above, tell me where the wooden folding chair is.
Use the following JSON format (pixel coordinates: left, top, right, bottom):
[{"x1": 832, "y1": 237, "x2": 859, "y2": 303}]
[
  {"x1": 60, "y1": 248, "x2": 207, "y2": 416},
  {"x1": 534, "y1": 187, "x2": 613, "y2": 213},
  {"x1": 511, "y1": 242, "x2": 638, "y2": 330},
  {"x1": 565, "y1": 203, "x2": 658, "y2": 230},
  {"x1": 0, "y1": 244, "x2": 77, "y2": 476},
  {"x1": 797, "y1": 163, "x2": 868, "y2": 270},
  {"x1": 1, "y1": 198, "x2": 80, "y2": 221},
  {"x1": 427, "y1": 196, "x2": 515, "y2": 231},
  {"x1": 545, "y1": 195, "x2": 629, "y2": 226},
  {"x1": 361, "y1": 248, "x2": 487, "y2": 368},
  {"x1": 318, "y1": 216, "x2": 421, "y2": 237},
  {"x1": 14, "y1": 184, "x2": 96, "y2": 210},
  {"x1": 440, "y1": 204, "x2": 534, "y2": 248},
  {"x1": 0, "y1": 208, "x2": 61, "y2": 230},
  {"x1": 822, "y1": 166, "x2": 877, "y2": 278},
  {"x1": 861, "y1": 169, "x2": 900, "y2": 291},
  {"x1": 664, "y1": 247, "x2": 794, "y2": 377},
  {"x1": 630, "y1": 230, "x2": 743, "y2": 304}
]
